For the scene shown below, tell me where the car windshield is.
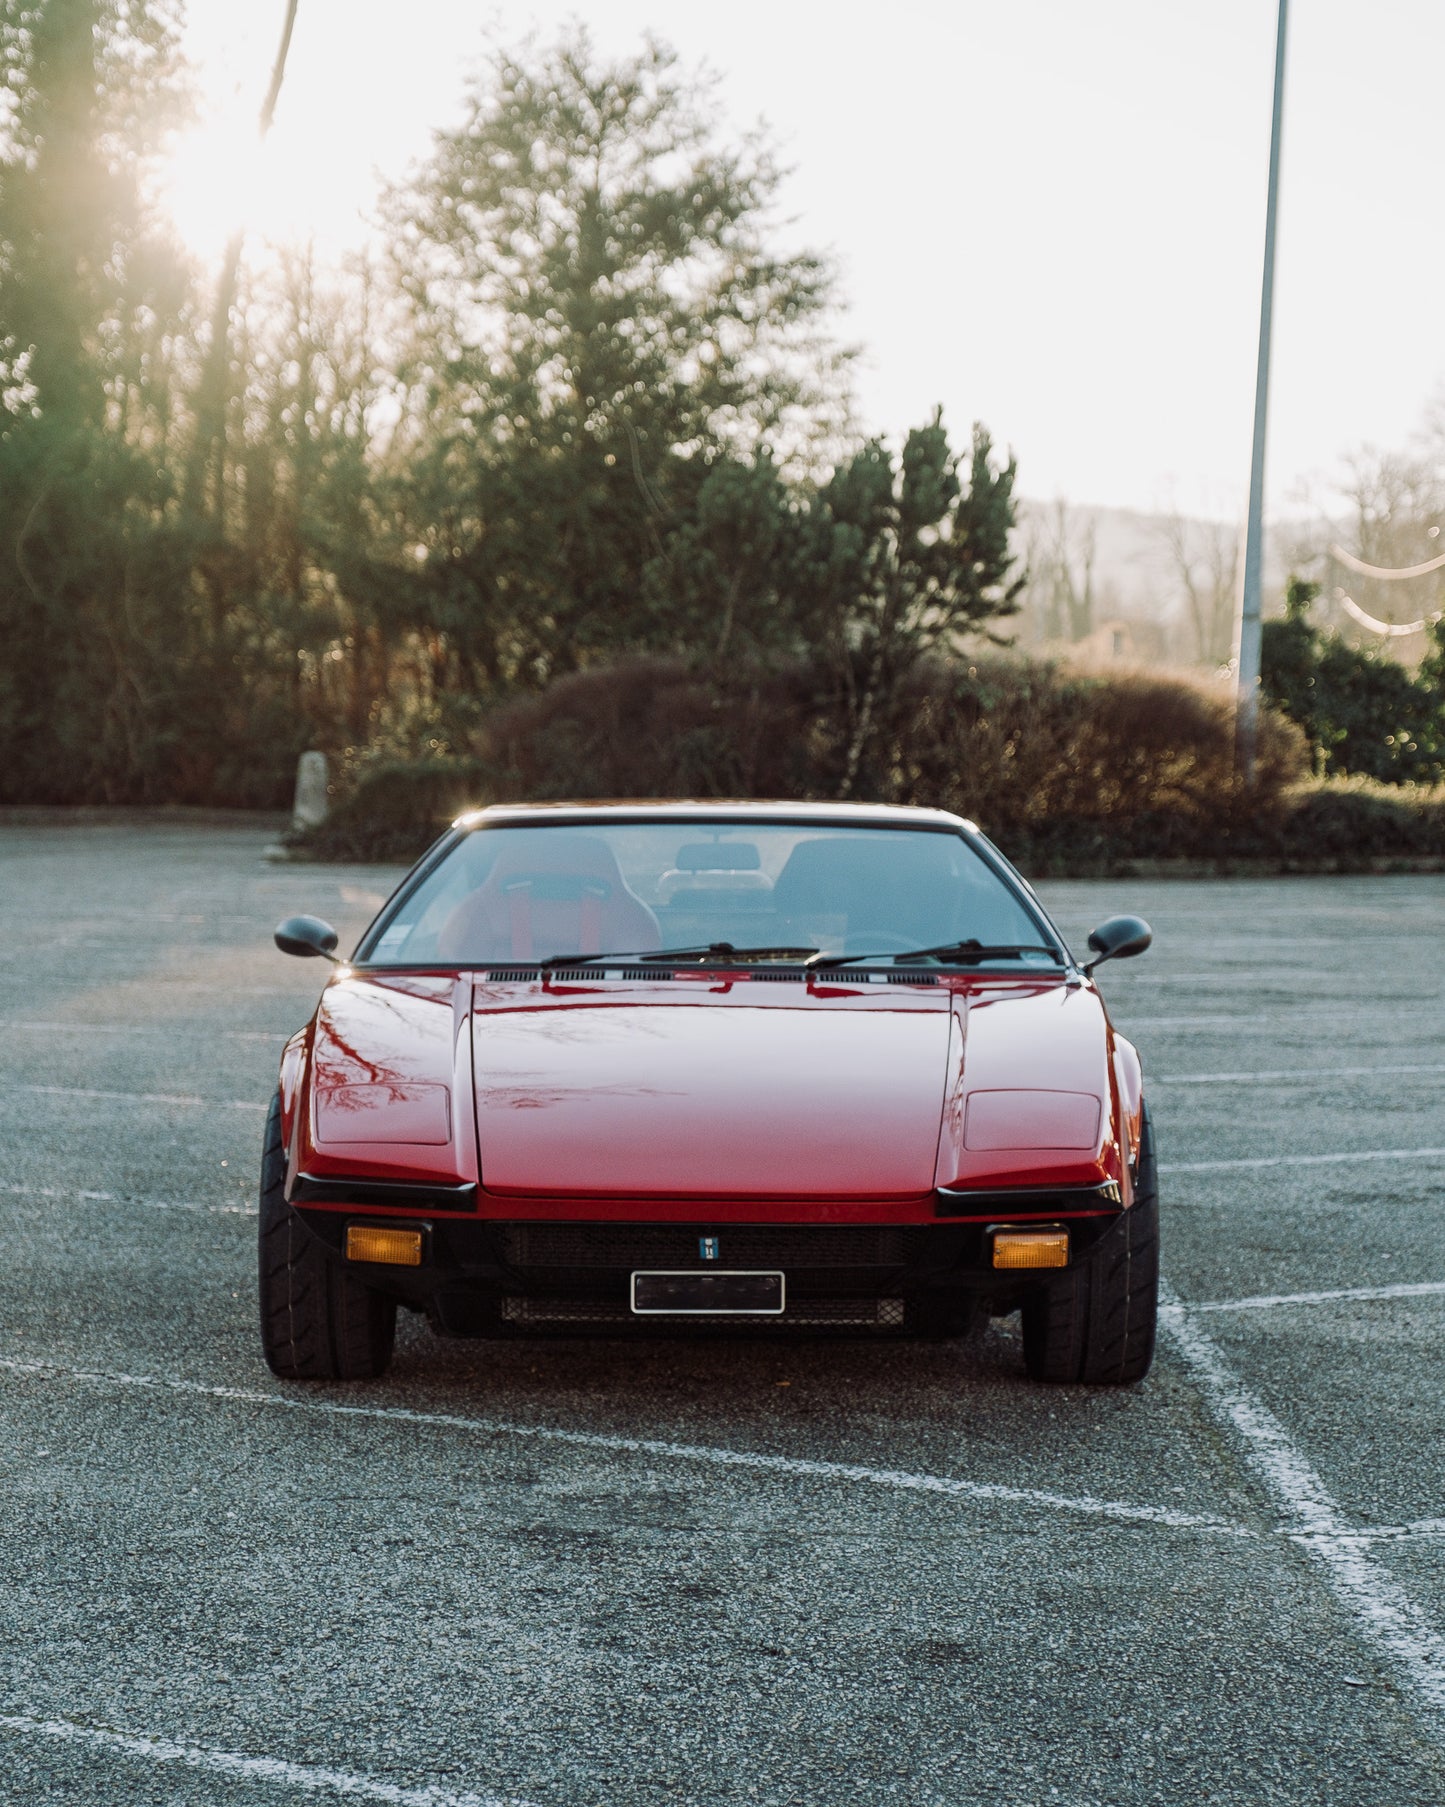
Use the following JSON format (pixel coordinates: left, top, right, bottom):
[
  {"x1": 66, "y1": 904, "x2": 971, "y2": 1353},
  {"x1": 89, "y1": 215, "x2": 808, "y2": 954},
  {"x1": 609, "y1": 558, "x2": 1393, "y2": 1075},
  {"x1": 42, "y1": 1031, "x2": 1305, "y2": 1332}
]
[{"x1": 357, "y1": 821, "x2": 1060, "y2": 968}]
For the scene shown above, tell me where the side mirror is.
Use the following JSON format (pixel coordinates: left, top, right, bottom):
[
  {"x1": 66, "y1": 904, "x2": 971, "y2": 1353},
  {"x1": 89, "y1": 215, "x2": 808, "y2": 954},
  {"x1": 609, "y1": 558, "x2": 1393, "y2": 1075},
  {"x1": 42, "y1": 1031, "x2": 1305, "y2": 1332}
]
[
  {"x1": 1083, "y1": 914, "x2": 1151, "y2": 977},
  {"x1": 274, "y1": 915, "x2": 342, "y2": 961}
]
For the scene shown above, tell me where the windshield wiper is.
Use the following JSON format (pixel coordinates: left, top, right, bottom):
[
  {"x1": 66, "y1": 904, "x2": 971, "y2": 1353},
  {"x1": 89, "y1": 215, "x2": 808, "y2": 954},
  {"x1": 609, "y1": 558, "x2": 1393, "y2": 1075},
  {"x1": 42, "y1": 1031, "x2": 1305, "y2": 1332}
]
[
  {"x1": 805, "y1": 940, "x2": 1063, "y2": 972},
  {"x1": 538, "y1": 942, "x2": 819, "y2": 970}
]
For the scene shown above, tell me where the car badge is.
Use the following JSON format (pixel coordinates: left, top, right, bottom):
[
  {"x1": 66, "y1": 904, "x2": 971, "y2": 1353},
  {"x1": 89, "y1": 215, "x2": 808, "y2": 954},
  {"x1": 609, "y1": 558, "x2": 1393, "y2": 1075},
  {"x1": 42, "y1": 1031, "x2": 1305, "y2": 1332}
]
[{"x1": 699, "y1": 1236, "x2": 720, "y2": 1261}]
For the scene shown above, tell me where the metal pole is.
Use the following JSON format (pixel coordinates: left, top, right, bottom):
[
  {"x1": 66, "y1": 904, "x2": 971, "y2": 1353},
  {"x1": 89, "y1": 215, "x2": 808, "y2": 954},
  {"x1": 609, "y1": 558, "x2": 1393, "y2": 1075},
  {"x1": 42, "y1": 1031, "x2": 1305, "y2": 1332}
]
[{"x1": 1236, "y1": 0, "x2": 1289, "y2": 783}]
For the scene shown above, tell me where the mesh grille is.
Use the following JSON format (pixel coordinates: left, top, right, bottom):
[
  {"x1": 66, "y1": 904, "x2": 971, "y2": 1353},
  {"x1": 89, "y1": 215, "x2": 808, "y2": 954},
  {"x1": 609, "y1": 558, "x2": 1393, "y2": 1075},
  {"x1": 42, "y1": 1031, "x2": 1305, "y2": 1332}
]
[
  {"x1": 502, "y1": 1296, "x2": 905, "y2": 1328},
  {"x1": 501, "y1": 1224, "x2": 915, "y2": 1270}
]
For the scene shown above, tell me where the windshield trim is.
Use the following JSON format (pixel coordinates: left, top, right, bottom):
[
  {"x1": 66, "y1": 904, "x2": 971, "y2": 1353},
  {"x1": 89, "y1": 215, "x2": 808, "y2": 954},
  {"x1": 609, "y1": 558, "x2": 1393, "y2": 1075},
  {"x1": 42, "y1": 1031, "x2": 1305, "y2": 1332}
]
[{"x1": 348, "y1": 817, "x2": 1070, "y2": 970}]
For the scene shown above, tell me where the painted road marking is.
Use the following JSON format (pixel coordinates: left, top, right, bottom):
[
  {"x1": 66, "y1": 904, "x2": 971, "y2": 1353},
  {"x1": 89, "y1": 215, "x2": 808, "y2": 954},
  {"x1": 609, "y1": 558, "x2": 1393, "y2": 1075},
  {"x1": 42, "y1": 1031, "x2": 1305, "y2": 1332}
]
[
  {"x1": 1359, "y1": 1518, "x2": 1445, "y2": 1544},
  {"x1": 1192, "y1": 1282, "x2": 1445, "y2": 1314},
  {"x1": 12, "y1": 1085, "x2": 267, "y2": 1112},
  {"x1": 1161, "y1": 1147, "x2": 1445, "y2": 1175},
  {"x1": 0, "y1": 1180, "x2": 254, "y2": 1216},
  {"x1": 1160, "y1": 1287, "x2": 1445, "y2": 1719},
  {"x1": 0, "y1": 981, "x2": 310, "y2": 996},
  {"x1": 0, "y1": 1020, "x2": 286, "y2": 1042},
  {"x1": 1155, "y1": 1065, "x2": 1445, "y2": 1086},
  {"x1": 0, "y1": 1714, "x2": 531, "y2": 1807},
  {"x1": 0, "y1": 1356, "x2": 1252, "y2": 1538},
  {"x1": 1122, "y1": 1009, "x2": 1441, "y2": 1028}
]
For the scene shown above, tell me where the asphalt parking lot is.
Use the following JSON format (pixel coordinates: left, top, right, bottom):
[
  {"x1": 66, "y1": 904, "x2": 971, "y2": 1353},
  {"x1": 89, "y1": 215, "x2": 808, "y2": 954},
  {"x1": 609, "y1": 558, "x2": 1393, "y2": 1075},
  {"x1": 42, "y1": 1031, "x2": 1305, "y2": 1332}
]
[{"x1": 1, "y1": 820, "x2": 1442, "y2": 1806}]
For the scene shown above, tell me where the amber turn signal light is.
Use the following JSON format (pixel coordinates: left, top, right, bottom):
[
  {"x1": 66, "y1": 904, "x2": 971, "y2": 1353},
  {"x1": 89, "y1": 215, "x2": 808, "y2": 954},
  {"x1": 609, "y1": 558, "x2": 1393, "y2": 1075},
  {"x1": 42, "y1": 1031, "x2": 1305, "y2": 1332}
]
[
  {"x1": 345, "y1": 1225, "x2": 423, "y2": 1266},
  {"x1": 991, "y1": 1229, "x2": 1069, "y2": 1270}
]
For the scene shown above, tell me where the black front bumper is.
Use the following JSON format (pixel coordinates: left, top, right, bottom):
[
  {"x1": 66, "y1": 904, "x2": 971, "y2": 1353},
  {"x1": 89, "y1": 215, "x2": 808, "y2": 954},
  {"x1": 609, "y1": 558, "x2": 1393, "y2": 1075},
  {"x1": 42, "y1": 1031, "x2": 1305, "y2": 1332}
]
[{"x1": 293, "y1": 1208, "x2": 1125, "y2": 1337}]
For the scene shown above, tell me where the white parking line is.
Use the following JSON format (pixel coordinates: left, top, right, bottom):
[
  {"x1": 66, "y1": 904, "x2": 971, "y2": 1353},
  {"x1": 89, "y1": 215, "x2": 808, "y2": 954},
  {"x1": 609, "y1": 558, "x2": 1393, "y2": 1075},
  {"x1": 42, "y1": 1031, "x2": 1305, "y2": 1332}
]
[
  {"x1": 1122, "y1": 1009, "x2": 1438, "y2": 1028},
  {"x1": 12, "y1": 1085, "x2": 267, "y2": 1112},
  {"x1": 1155, "y1": 1065, "x2": 1445, "y2": 1086},
  {"x1": 1359, "y1": 1518, "x2": 1445, "y2": 1544},
  {"x1": 1161, "y1": 1147, "x2": 1445, "y2": 1175},
  {"x1": 0, "y1": 1180, "x2": 254, "y2": 1216},
  {"x1": 1120, "y1": 1015, "x2": 1265, "y2": 1028},
  {"x1": 1117, "y1": 974, "x2": 1263, "y2": 985},
  {"x1": 0, "y1": 1020, "x2": 286, "y2": 1042},
  {"x1": 1160, "y1": 1287, "x2": 1445, "y2": 1718},
  {"x1": 0, "y1": 1714, "x2": 531, "y2": 1807},
  {"x1": 1191, "y1": 1282, "x2": 1445, "y2": 1314},
  {"x1": 0, "y1": 1355, "x2": 1253, "y2": 1538}
]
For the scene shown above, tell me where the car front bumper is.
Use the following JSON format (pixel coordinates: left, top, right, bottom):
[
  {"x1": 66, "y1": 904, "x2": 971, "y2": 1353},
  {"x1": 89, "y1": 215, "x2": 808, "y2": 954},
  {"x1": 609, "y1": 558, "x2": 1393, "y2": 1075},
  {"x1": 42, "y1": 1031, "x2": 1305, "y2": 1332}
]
[{"x1": 291, "y1": 1202, "x2": 1127, "y2": 1336}]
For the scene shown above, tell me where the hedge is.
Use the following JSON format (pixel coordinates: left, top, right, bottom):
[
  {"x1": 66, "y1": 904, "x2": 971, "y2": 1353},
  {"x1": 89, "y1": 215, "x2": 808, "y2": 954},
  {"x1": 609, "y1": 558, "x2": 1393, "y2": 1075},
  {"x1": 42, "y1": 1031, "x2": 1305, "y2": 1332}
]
[{"x1": 290, "y1": 656, "x2": 1445, "y2": 873}]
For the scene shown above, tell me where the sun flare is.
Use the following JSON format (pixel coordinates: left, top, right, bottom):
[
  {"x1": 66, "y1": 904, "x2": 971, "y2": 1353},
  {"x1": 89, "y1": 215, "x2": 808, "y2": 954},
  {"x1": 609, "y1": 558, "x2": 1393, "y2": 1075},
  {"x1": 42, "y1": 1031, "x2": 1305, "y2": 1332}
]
[
  {"x1": 152, "y1": 116, "x2": 271, "y2": 260},
  {"x1": 152, "y1": 109, "x2": 359, "y2": 264}
]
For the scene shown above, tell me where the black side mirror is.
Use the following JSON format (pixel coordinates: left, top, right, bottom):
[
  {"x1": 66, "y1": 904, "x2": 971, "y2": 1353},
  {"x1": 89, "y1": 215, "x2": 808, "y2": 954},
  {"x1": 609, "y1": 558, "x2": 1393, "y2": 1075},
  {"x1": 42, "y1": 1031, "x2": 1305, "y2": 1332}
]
[
  {"x1": 1083, "y1": 914, "x2": 1152, "y2": 977},
  {"x1": 274, "y1": 915, "x2": 342, "y2": 961}
]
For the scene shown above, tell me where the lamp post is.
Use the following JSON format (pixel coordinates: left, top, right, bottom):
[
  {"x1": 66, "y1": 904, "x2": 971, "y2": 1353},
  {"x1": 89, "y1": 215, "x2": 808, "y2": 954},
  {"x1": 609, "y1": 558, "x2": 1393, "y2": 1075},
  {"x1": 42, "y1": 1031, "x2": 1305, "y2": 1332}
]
[{"x1": 1236, "y1": 0, "x2": 1289, "y2": 784}]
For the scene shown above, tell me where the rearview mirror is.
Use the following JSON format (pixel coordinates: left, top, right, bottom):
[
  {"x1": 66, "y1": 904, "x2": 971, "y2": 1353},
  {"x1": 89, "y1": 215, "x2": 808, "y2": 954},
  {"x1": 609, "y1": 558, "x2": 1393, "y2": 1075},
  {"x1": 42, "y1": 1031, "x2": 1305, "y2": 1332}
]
[
  {"x1": 274, "y1": 915, "x2": 341, "y2": 961},
  {"x1": 1083, "y1": 914, "x2": 1151, "y2": 976}
]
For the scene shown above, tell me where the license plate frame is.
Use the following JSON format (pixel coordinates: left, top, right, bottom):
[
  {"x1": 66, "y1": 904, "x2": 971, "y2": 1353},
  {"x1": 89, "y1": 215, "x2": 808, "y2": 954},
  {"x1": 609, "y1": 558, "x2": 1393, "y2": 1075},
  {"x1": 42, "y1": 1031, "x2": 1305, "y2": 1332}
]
[{"x1": 630, "y1": 1270, "x2": 786, "y2": 1316}]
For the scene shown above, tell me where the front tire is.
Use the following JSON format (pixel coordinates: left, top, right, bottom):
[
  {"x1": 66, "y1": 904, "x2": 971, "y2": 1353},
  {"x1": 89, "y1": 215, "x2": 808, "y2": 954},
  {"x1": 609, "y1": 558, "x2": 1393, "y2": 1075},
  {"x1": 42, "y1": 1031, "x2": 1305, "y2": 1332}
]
[
  {"x1": 1020, "y1": 1102, "x2": 1159, "y2": 1385},
  {"x1": 257, "y1": 1092, "x2": 396, "y2": 1380}
]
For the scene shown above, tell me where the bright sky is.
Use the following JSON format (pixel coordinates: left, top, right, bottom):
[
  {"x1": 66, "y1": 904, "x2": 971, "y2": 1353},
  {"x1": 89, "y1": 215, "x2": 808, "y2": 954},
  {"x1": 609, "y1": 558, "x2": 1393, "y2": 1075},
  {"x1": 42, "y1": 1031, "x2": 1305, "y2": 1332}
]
[{"x1": 169, "y1": 0, "x2": 1445, "y2": 518}]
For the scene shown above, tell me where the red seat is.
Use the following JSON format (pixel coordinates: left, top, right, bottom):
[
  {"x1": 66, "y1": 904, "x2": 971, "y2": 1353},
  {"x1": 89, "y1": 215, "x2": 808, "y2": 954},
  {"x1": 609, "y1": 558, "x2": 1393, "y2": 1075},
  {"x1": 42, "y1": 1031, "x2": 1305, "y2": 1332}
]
[{"x1": 437, "y1": 833, "x2": 660, "y2": 963}]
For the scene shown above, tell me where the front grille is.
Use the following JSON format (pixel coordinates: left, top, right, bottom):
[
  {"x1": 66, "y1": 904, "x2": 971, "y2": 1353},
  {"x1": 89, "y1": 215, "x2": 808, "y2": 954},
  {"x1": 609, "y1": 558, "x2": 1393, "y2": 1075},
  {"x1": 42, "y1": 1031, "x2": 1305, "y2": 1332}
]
[
  {"x1": 501, "y1": 1224, "x2": 916, "y2": 1270},
  {"x1": 502, "y1": 1296, "x2": 905, "y2": 1328}
]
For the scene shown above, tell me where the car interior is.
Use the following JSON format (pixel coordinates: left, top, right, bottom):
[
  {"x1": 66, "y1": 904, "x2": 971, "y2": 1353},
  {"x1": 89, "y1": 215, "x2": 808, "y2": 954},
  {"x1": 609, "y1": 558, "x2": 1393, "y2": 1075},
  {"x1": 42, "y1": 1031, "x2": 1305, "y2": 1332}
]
[{"x1": 367, "y1": 823, "x2": 1050, "y2": 967}]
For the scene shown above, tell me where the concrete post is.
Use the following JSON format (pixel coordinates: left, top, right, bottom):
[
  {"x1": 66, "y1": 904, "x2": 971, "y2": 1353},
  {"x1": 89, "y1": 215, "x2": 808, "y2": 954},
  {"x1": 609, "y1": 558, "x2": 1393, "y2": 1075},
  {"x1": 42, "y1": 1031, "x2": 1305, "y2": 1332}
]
[{"x1": 291, "y1": 751, "x2": 329, "y2": 832}]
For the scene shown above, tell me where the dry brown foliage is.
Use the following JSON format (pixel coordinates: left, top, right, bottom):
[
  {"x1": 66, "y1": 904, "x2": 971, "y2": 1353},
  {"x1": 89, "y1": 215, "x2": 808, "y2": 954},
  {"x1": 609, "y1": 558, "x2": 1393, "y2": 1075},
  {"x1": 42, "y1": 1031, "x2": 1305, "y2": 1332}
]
[
  {"x1": 476, "y1": 654, "x2": 1308, "y2": 837},
  {"x1": 892, "y1": 658, "x2": 1307, "y2": 832}
]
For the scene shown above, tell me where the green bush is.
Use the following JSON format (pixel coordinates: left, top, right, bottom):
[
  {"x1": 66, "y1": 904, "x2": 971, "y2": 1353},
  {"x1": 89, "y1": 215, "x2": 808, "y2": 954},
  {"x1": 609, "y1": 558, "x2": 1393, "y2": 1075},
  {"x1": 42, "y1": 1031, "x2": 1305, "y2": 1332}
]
[
  {"x1": 1270, "y1": 778, "x2": 1445, "y2": 865},
  {"x1": 289, "y1": 655, "x2": 1345, "y2": 869},
  {"x1": 1262, "y1": 581, "x2": 1445, "y2": 783},
  {"x1": 292, "y1": 758, "x2": 493, "y2": 863}
]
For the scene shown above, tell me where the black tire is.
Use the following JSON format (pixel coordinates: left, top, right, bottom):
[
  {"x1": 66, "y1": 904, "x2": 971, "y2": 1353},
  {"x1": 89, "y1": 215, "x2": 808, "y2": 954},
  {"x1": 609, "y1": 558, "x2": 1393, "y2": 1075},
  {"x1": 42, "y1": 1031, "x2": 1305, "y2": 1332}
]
[
  {"x1": 257, "y1": 1092, "x2": 396, "y2": 1380},
  {"x1": 1020, "y1": 1101, "x2": 1159, "y2": 1385}
]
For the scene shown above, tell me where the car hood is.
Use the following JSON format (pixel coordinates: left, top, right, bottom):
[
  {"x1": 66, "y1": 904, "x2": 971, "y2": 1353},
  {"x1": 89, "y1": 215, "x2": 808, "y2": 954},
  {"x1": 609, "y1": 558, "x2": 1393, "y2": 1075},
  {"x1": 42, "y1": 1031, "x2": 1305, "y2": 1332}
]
[
  {"x1": 301, "y1": 973, "x2": 1117, "y2": 1199},
  {"x1": 471, "y1": 978, "x2": 954, "y2": 1199},
  {"x1": 302, "y1": 971, "x2": 471, "y2": 1185}
]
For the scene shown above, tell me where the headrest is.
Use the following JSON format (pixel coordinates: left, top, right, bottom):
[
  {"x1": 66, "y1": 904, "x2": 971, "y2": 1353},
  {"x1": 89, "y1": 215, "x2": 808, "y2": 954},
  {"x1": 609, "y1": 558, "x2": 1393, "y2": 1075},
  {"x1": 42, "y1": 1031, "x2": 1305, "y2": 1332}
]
[{"x1": 484, "y1": 832, "x2": 626, "y2": 883}]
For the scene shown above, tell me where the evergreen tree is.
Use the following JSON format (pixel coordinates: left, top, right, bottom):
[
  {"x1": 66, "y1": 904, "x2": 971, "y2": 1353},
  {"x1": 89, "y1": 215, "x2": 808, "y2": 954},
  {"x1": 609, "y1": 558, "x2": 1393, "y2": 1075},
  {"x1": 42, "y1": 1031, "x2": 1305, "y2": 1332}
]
[
  {"x1": 385, "y1": 28, "x2": 845, "y2": 687},
  {"x1": 793, "y1": 413, "x2": 1022, "y2": 794},
  {"x1": 1261, "y1": 578, "x2": 1445, "y2": 783}
]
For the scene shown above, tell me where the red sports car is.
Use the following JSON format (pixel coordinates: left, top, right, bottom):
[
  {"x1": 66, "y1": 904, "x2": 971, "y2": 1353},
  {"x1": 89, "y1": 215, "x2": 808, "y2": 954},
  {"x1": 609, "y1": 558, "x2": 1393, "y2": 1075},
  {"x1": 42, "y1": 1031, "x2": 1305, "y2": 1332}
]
[{"x1": 262, "y1": 802, "x2": 1156, "y2": 1384}]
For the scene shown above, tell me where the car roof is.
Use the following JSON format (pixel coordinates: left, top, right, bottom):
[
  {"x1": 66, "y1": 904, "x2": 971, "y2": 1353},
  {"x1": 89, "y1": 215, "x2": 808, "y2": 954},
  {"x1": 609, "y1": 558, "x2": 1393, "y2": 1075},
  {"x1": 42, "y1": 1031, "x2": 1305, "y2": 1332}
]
[{"x1": 455, "y1": 800, "x2": 979, "y2": 832}]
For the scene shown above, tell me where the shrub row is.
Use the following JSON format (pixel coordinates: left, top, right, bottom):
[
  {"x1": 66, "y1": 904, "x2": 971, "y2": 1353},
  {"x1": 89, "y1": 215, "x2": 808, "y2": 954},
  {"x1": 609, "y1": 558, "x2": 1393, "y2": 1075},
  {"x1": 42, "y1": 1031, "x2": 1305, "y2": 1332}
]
[{"x1": 293, "y1": 656, "x2": 1445, "y2": 873}]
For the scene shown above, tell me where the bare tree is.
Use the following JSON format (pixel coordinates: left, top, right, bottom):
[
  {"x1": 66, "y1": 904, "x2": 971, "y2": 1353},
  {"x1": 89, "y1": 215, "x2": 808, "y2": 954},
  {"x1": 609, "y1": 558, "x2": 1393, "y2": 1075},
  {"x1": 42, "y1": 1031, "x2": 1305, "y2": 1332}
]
[
  {"x1": 1022, "y1": 499, "x2": 1096, "y2": 644},
  {"x1": 1156, "y1": 509, "x2": 1240, "y2": 669},
  {"x1": 1269, "y1": 430, "x2": 1444, "y2": 652}
]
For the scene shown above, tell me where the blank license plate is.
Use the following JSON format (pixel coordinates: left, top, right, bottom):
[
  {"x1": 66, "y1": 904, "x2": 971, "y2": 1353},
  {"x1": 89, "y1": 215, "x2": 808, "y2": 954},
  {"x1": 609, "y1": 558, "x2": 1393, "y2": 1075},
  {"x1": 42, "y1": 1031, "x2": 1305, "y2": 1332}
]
[{"x1": 630, "y1": 1271, "x2": 785, "y2": 1315}]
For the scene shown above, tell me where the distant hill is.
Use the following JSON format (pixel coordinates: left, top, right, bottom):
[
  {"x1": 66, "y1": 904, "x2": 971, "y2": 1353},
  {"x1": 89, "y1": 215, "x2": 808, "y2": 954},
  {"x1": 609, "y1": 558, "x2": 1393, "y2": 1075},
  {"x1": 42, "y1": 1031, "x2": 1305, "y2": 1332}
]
[{"x1": 1012, "y1": 498, "x2": 1304, "y2": 670}]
